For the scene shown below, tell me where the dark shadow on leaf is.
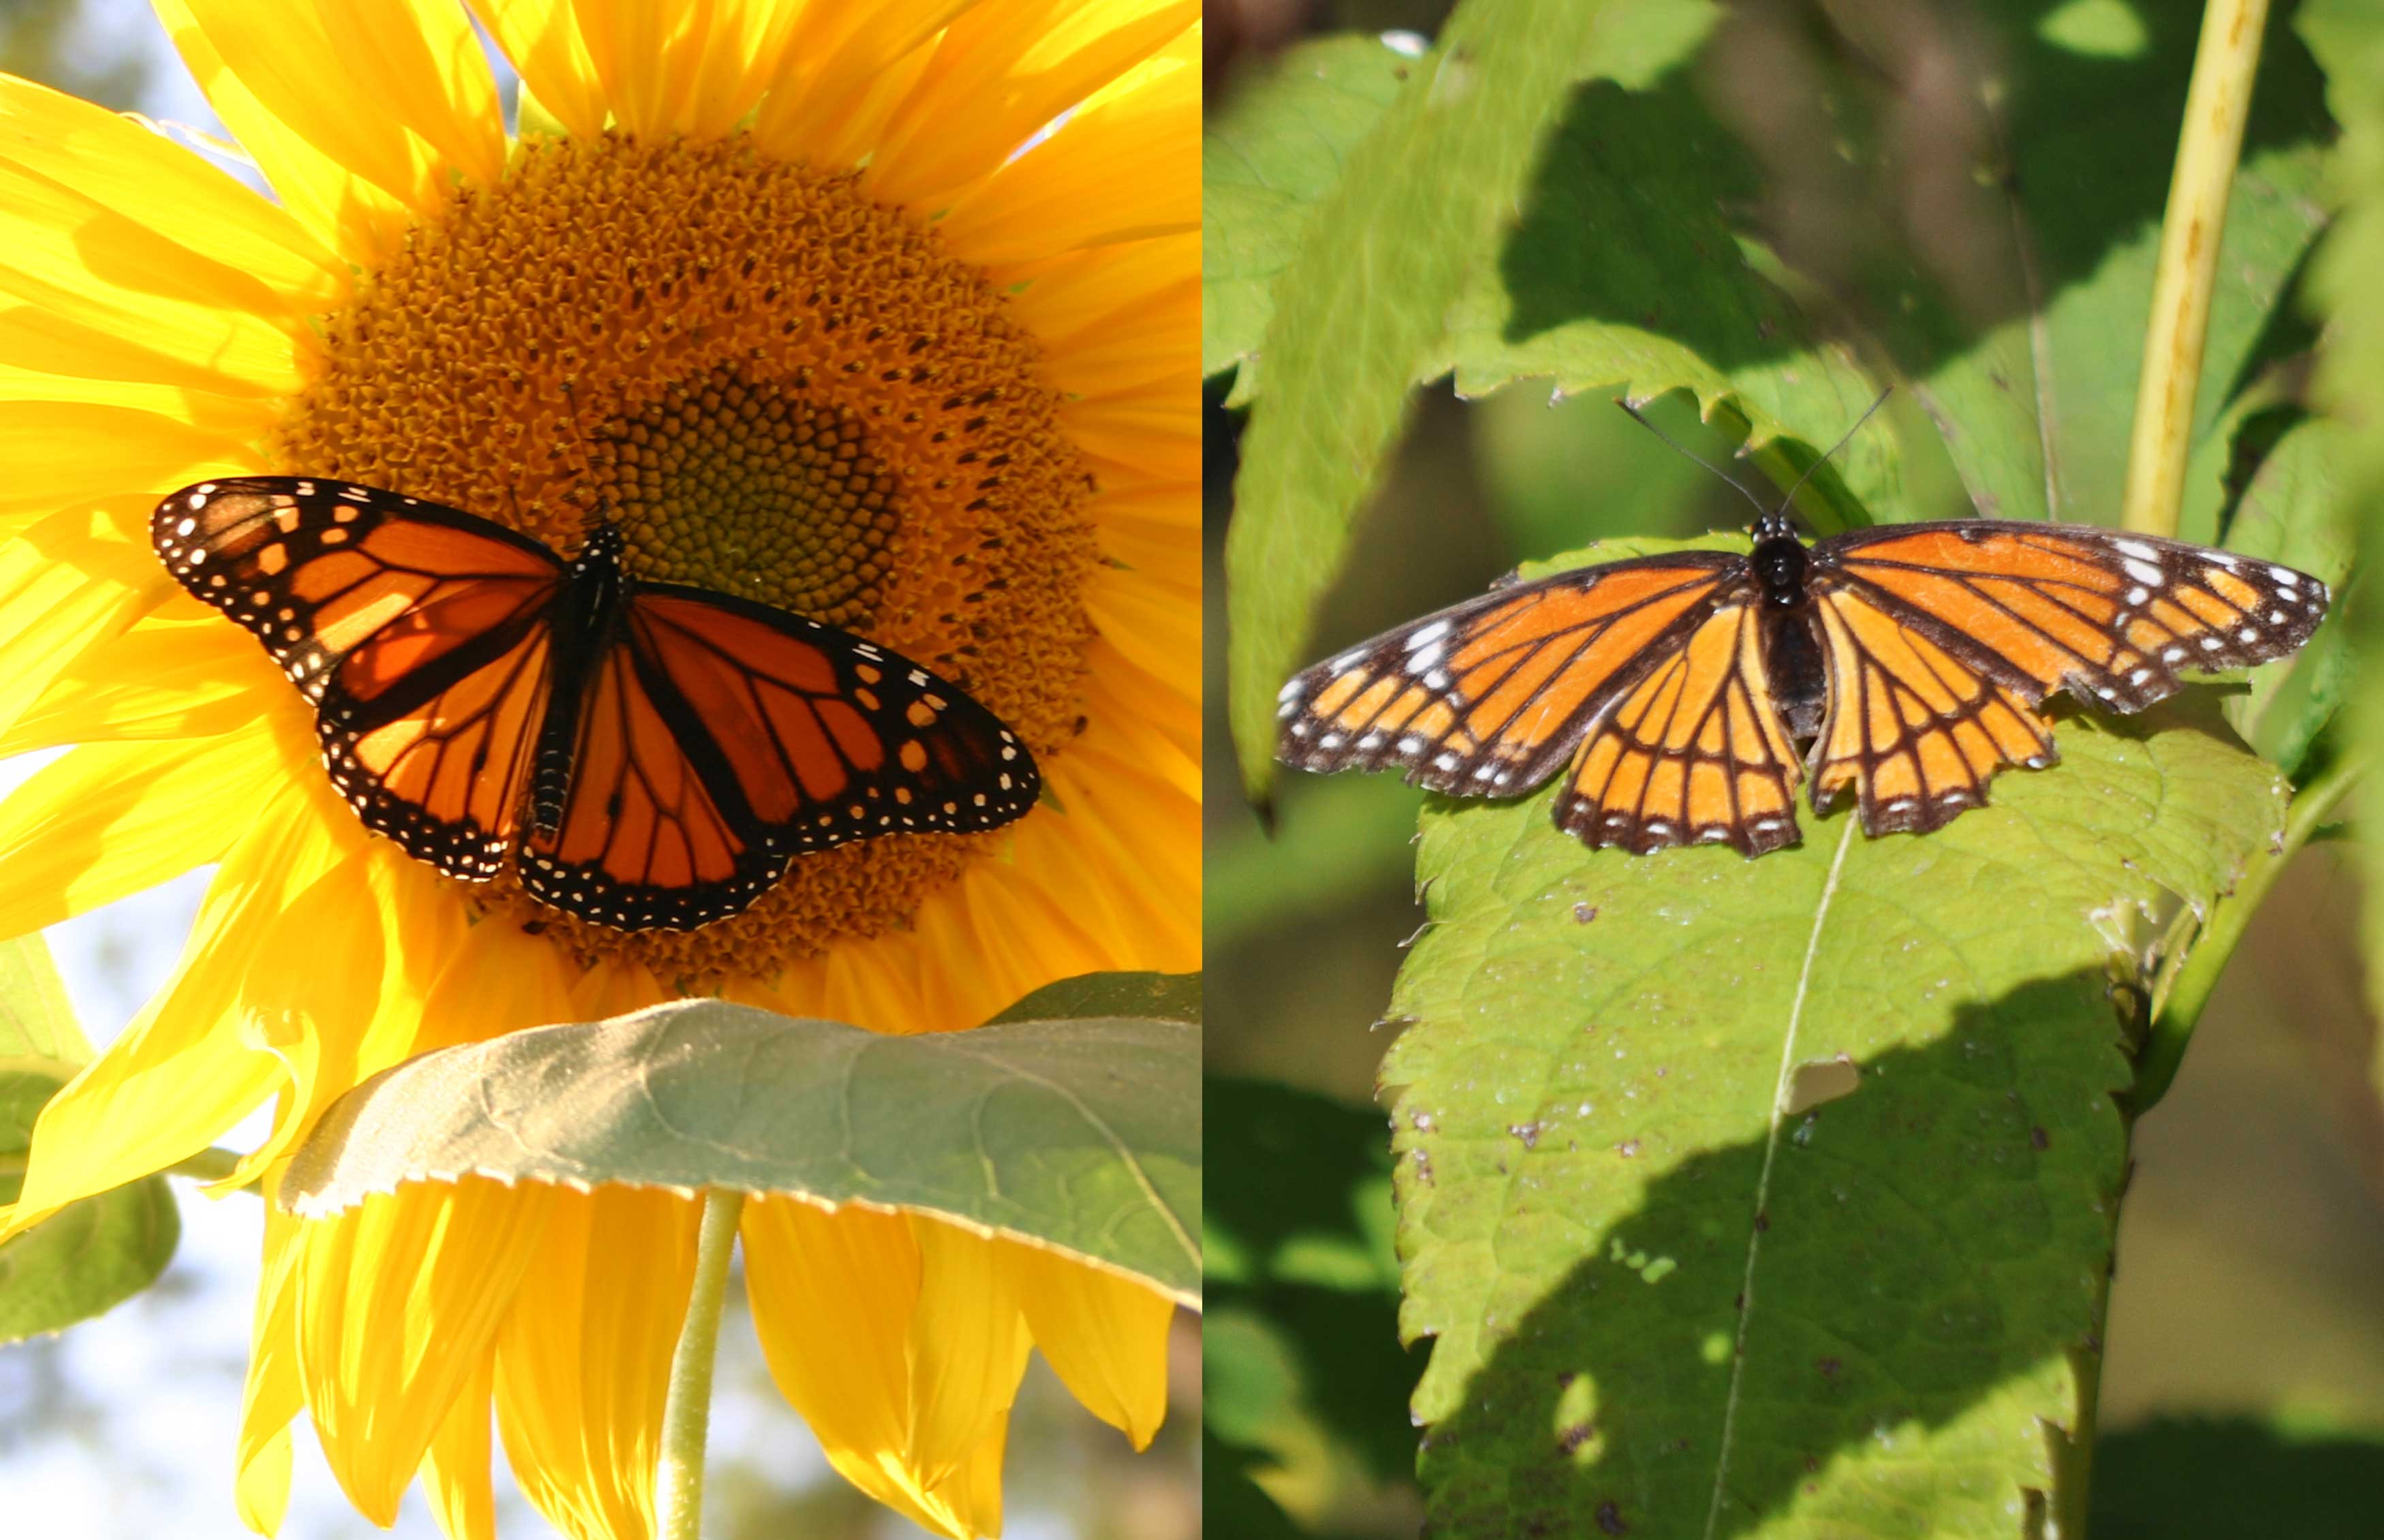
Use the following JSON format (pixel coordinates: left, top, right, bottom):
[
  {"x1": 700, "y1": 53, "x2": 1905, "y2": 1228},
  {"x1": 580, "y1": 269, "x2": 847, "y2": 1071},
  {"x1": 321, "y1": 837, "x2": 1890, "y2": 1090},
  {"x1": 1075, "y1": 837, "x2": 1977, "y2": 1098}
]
[
  {"x1": 2088, "y1": 1417, "x2": 2384, "y2": 1540},
  {"x1": 1402, "y1": 973, "x2": 2133, "y2": 1539}
]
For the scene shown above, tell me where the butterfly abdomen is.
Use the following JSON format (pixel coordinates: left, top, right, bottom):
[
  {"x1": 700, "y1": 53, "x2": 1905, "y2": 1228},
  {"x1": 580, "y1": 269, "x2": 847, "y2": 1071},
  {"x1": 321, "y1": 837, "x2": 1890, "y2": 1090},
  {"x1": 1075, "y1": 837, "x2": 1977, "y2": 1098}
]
[{"x1": 531, "y1": 524, "x2": 630, "y2": 836}]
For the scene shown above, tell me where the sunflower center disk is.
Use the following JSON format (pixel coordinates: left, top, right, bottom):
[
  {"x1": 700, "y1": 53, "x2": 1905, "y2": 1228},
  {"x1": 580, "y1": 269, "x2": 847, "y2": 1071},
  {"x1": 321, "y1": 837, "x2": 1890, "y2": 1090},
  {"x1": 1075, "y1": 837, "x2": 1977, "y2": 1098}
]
[{"x1": 271, "y1": 133, "x2": 1098, "y2": 982}]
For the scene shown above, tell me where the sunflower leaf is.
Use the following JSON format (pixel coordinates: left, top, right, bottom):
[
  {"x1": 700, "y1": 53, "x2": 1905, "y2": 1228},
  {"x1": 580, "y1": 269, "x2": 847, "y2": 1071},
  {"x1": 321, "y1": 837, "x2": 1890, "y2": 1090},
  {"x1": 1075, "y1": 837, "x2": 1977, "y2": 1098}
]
[
  {"x1": 1223, "y1": 0, "x2": 1650, "y2": 805},
  {"x1": 986, "y1": 969, "x2": 1200, "y2": 1026},
  {"x1": 0, "y1": 934, "x2": 181, "y2": 1343},
  {"x1": 1381, "y1": 603, "x2": 2287, "y2": 1536},
  {"x1": 281, "y1": 1002, "x2": 1200, "y2": 1304},
  {"x1": 1203, "y1": 33, "x2": 1415, "y2": 398}
]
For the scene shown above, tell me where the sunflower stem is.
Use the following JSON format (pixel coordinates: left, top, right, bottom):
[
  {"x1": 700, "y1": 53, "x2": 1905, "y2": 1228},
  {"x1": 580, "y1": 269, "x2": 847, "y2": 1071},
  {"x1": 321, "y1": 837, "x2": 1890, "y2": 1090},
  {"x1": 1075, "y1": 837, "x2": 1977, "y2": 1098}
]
[
  {"x1": 166, "y1": 1147, "x2": 247, "y2": 1184},
  {"x1": 2131, "y1": 752, "x2": 2361, "y2": 1112},
  {"x1": 2119, "y1": 0, "x2": 2268, "y2": 535},
  {"x1": 657, "y1": 1186, "x2": 744, "y2": 1540}
]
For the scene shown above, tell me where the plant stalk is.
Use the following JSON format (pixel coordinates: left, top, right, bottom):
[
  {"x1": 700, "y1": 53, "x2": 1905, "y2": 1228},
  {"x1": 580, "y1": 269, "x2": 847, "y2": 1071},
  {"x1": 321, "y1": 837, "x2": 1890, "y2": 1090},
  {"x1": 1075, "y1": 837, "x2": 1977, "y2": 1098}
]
[
  {"x1": 657, "y1": 1186, "x2": 745, "y2": 1540},
  {"x1": 2120, "y1": 0, "x2": 2270, "y2": 535},
  {"x1": 2132, "y1": 753, "x2": 2361, "y2": 1112}
]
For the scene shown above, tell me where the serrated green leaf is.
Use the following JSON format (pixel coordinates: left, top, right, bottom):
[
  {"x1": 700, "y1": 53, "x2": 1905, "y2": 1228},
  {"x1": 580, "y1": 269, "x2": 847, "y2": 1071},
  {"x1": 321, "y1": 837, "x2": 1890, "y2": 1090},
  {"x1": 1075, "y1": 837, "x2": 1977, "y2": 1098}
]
[
  {"x1": 1863, "y1": 5, "x2": 2332, "y2": 526},
  {"x1": 281, "y1": 1001, "x2": 1199, "y2": 1304},
  {"x1": 1223, "y1": 0, "x2": 1635, "y2": 804},
  {"x1": 1435, "y1": 67, "x2": 1900, "y2": 535},
  {"x1": 985, "y1": 970, "x2": 1199, "y2": 1026},
  {"x1": 1379, "y1": 603, "x2": 2287, "y2": 1535},
  {"x1": 1203, "y1": 34, "x2": 1415, "y2": 396},
  {"x1": 0, "y1": 931, "x2": 89, "y2": 1063}
]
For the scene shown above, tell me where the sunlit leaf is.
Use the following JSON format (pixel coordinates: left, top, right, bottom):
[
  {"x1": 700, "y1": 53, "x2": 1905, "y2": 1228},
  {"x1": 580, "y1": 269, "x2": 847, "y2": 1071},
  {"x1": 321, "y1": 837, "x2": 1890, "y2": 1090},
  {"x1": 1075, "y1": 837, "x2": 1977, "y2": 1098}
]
[
  {"x1": 283, "y1": 996, "x2": 1200, "y2": 1304},
  {"x1": 1380, "y1": 584, "x2": 2287, "y2": 1535}
]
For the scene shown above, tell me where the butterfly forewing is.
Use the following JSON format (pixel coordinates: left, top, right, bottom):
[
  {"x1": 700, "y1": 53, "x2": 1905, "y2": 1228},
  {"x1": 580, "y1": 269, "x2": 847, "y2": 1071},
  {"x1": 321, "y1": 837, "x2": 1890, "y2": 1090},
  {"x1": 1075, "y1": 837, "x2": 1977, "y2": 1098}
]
[
  {"x1": 155, "y1": 478, "x2": 565, "y2": 879},
  {"x1": 1276, "y1": 552, "x2": 1742, "y2": 795},
  {"x1": 1813, "y1": 522, "x2": 2328, "y2": 713}
]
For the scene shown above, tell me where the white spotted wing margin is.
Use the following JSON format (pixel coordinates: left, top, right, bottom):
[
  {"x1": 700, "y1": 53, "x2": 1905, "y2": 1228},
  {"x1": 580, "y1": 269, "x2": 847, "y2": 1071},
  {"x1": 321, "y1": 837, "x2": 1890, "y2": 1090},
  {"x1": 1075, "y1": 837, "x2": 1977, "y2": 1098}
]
[{"x1": 1274, "y1": 550, "x2": 1745, "y2": 797}]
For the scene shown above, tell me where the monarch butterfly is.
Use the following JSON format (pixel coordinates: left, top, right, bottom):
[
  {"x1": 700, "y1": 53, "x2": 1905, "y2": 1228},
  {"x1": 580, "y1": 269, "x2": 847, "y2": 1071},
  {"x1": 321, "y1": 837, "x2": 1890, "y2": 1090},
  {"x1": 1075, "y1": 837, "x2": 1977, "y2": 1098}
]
[
  {"x1": 153, "y1": 476, "x2": 1037, "y2": 930},
  {"x1": 1276, "y1": 500, "x2": 2329, "y2": 858}
]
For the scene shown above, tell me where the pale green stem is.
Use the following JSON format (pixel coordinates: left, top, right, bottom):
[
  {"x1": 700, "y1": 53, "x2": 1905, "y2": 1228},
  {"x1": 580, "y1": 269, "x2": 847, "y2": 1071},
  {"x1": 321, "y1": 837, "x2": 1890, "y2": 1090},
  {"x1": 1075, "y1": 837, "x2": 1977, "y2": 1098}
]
[
  {"x1": 2120, "y1": 0, "x2": 2270, "y2": 535},
  {"x1": 2132, "y1": 753, "x2": 2362, "y2": 1112},
  {"x1": 657, "y1": 1186, "x2": 745, "y2": 1540}
]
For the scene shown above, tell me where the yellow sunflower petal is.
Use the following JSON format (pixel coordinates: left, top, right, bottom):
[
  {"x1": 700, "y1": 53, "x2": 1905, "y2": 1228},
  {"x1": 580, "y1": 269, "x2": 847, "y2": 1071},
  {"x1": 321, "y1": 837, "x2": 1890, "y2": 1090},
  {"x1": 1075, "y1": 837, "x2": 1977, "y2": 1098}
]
[
  {"x1": 236, "y1": 1199, "x2": 304, "y2": 1537},
  {"x1": 1001, "y1": 1239, "x2": 1174, "y2": 1447},
  {"x1": 561, "y1": 0, "x2": 797, "y2": 140},
  {"x1": 905, "y1": 1215, "x2": 1033, "y2": 1490},
  {"x1": 494, "y1": 1184, "x2": 701, "y2": 1540},
  {"x1": 0, "y1": 727, "x2": 287, "y2": 941},
  {"x1": 0, "y1": 400, "x2": 257, "y2": 521},
  {"x1": 151, "y1": 0, "x2": 473, "y2": 264},
  {"x1": 0, "y1": 69, "x2": 342, "y2": 327},
  {"x1": 422, "y1": 1356, "x2": 498, "y2": 1540},
  {"x1": 0, "y1": 778, "x2": 341, "y2": 1242},
  {"x1": 466, "y1": 0, "x2": 607, "y2": 138},
  {"x1": 298, "y1": 1177, "x2": 557, "y2": 1525},
  {"x1": 742, "y1": 1197, "x2": 926, "y2": 1512},
  {"x1": 417, "y1": 908, "x2": 580, "y2": 1054},
  {"x1": 938, "y1": 25, "x2": 1196, "y2": 264},
  {"x1": 866, "y1": 0, "x2": 1195, "y2": 209},
  {"x1": 747, "y1": 0, "x2": 974, "y2": 168},
  {"x1": 0, "y1": 501, "x2": 178, "y2": 731},
  {"x1": 1003, "y1": 231, "x2": 1191, "y2": 336},
  {"x1": 0, "y1": 615, "x2": 268, "y2": 754},
  {"x1": 1022, "y1": 274, "x2": 1194, "y2": 400}
]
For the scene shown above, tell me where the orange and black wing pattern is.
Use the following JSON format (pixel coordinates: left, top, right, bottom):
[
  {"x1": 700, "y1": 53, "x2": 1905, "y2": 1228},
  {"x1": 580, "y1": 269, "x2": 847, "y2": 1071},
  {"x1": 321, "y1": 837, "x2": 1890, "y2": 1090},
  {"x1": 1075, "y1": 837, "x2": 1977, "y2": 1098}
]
[
  {"x1": 1553, "y1": 602, "x2": 1806, "y2": 855},
  {"x1": 519, "y1": 583, "x2": 1037, "y2": 930},
  {"x1": 154, "y1": 477, "x2": 563, "y2": 879},
  {"x1": 1805, "y1": 521, "x2": 2327, "y2": 832},
  {"x1": 1811, "y1": 522, "x2": 2329, "y2": 713},
  {"x1": 1276, "y1": 551, "x2": 1743, "y2": 797}
]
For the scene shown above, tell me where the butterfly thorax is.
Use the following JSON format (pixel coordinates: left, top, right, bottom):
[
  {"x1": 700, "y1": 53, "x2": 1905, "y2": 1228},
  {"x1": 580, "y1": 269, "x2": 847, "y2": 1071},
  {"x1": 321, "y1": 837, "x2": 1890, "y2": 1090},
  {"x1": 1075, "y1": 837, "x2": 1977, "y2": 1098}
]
[
  {"x1": 1750, "y1": 518, "x2": 1829, "y2": 740},
  {"x1": 531, "y1": 523, "x2": 631, "y2": 836}
]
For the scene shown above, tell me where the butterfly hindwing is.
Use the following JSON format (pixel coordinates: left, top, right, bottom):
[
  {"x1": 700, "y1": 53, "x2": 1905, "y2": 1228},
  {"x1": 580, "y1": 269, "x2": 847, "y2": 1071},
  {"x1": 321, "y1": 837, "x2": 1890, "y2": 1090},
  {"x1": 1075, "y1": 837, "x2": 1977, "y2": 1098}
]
[
  {"x1": 520, "y1": 584, "x2": 1040, "y2": 930},
  {"x1": 1276, "y1": 551, "x2": 1742, "y2": 795},
  {"x1": 1555, "y1": 602, "x2": 1804, "y2": 855},
  {"x1": 155, "y1": 477, "x2": 565, "y2": 879}
]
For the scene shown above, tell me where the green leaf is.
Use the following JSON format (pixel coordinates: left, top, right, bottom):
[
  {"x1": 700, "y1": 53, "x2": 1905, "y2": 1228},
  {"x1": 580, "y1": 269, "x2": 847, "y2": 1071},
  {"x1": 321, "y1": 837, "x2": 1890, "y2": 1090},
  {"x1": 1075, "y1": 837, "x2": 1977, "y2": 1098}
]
[
  {"x1": 2091, "y1": 1417, "x2": 2384, "y2": 1539},
  {"x1": 1851, "y1": 4, "x2": 2332, "y2": 526},
  {"x1": 1207, "y1": 1077, "x2": 1416, "y2": 1512},
  {"x1": 0, "y1": 934, "x2": 178, "y2": 1343},
  {"x1": 1223, "y1": 0, "x2": 1643, "y2": 804},
  {"x1": 1203, "y1": 33, "x2": 1415, "y2": 396},
  {"x1": 985, "y1": 970, "x2": 1199, "y2": 1026},
  {"x1": 281, "y1": 1000, "x2": 1200, "y2": 1304},
  {"x1": 1435, "y1": 67, "x2": 1902, "y2": 535},
  {"x1": 1380, "y1": 614, "x2": 2287, "y2": 1535}
]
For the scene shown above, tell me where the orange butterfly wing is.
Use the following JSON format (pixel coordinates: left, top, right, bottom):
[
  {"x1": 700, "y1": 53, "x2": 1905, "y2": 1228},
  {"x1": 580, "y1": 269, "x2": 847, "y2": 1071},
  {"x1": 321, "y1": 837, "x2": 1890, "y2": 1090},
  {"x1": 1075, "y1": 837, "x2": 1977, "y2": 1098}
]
[
  {"x1": 1555, "y1": 603, "x2": 1804, "y2": 855},
  {"x1": 1277, "y1": 552, "x2": 1742, "y2": 795},
  {"x1": 155, "y1": 477, "x2": 563, "y2": 878},
  {"x1": 519, "y1": 584, "x2": 1038, "y2": 930}
]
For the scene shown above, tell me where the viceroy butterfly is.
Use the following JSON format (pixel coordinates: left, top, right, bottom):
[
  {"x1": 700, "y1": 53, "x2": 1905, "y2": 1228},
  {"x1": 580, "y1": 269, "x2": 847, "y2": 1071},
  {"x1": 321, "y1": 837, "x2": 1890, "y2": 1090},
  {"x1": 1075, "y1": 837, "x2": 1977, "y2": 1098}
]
[
  {"x1": 153, "y1": 476, "x2": 1038, "y2": 930},
  {"x1": 1277, "y1": 497, "x2": 2329, "y2": 858}
]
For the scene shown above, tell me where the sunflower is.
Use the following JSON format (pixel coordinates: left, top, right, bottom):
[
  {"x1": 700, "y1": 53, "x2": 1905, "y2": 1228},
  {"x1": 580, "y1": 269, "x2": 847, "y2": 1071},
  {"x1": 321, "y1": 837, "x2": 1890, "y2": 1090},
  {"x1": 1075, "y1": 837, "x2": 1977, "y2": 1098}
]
[{"x1": 0, "y1": 1, "x2": 1197, "y2": 1536}]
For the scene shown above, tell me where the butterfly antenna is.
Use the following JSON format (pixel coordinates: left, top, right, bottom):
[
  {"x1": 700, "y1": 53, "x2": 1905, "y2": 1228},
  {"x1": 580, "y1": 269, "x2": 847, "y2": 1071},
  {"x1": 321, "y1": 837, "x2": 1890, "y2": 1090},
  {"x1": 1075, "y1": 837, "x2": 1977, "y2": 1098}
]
[
  {"x1": 1769, "y1": 385, "x2": 1895, "y2": 519},
  {"x1": 1612, "y1": 398, "x2": 1771, "y2": 517}
]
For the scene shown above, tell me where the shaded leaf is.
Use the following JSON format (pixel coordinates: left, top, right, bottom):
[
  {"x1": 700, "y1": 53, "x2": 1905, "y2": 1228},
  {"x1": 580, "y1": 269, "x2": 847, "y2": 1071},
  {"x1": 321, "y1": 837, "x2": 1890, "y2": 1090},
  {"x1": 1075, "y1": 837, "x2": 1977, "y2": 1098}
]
[
  {"x1": 1379, "y1": 578, "x2": 2287, "y2": 1535},
  {"x1": 1203, "y1": 34, "x2": 1415, "y2": 396},
  {"x1": 0, "y1": 933, "x2": 177, "y2": 1342},
  {"x1": 282, "y1": 1001, "x2": 1199, "y2": 1304},
  {"x1": 986, "y1": 970, "x2": 1199, "y2": 1026},
  {"x1": 2092, "y1": 1417, "x2": 2384, "y2": 1540},
  {"x1": 1223, "y1": 0, "x2": 1650, "y2": 802}
]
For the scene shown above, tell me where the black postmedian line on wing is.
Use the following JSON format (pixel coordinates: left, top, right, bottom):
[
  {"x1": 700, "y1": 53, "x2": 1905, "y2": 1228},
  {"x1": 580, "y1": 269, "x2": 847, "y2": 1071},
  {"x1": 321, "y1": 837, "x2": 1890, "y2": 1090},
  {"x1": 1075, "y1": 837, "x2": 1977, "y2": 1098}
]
[
  {"x1": 1821, "y1": 568, "x2": 2100, "y2": 707},
  {"x1": 1498, "y1": 583, "x2": 1742, "y2": 792},
  {"x1": 620, "y1": 618, "x2": 767, "y2": 838},
  {"x1": 1453, "y1": 569, "x2": 1738, "y2": 748},
  {"x1": 632, "y1": 603, "x2": 819, "y2": 828},
  {"x1": 332, "y1": 587, "x2": 559, "y2": 734}
]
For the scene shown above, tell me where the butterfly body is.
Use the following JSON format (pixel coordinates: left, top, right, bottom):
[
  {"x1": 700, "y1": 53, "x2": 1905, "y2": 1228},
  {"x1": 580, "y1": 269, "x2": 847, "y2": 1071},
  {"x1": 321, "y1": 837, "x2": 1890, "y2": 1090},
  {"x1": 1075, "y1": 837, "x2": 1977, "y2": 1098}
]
[
  {"x1": 1279, "y1": 512, "x2": 2327, "y2": 858},
  {"x1": 155, "y1": 477, "x2": 1039, "y2": 930}
]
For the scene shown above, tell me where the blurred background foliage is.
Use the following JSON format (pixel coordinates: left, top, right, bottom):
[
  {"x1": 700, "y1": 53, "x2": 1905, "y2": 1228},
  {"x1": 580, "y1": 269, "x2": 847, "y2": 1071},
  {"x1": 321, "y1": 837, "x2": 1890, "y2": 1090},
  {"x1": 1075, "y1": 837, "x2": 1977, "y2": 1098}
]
[
  {"x1": 0, "y1": 3, "x2": 1199, "y2": 1537},
  {"x1": 1207, "y1": 0, "x2": 2384, "y2": 1533}
]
